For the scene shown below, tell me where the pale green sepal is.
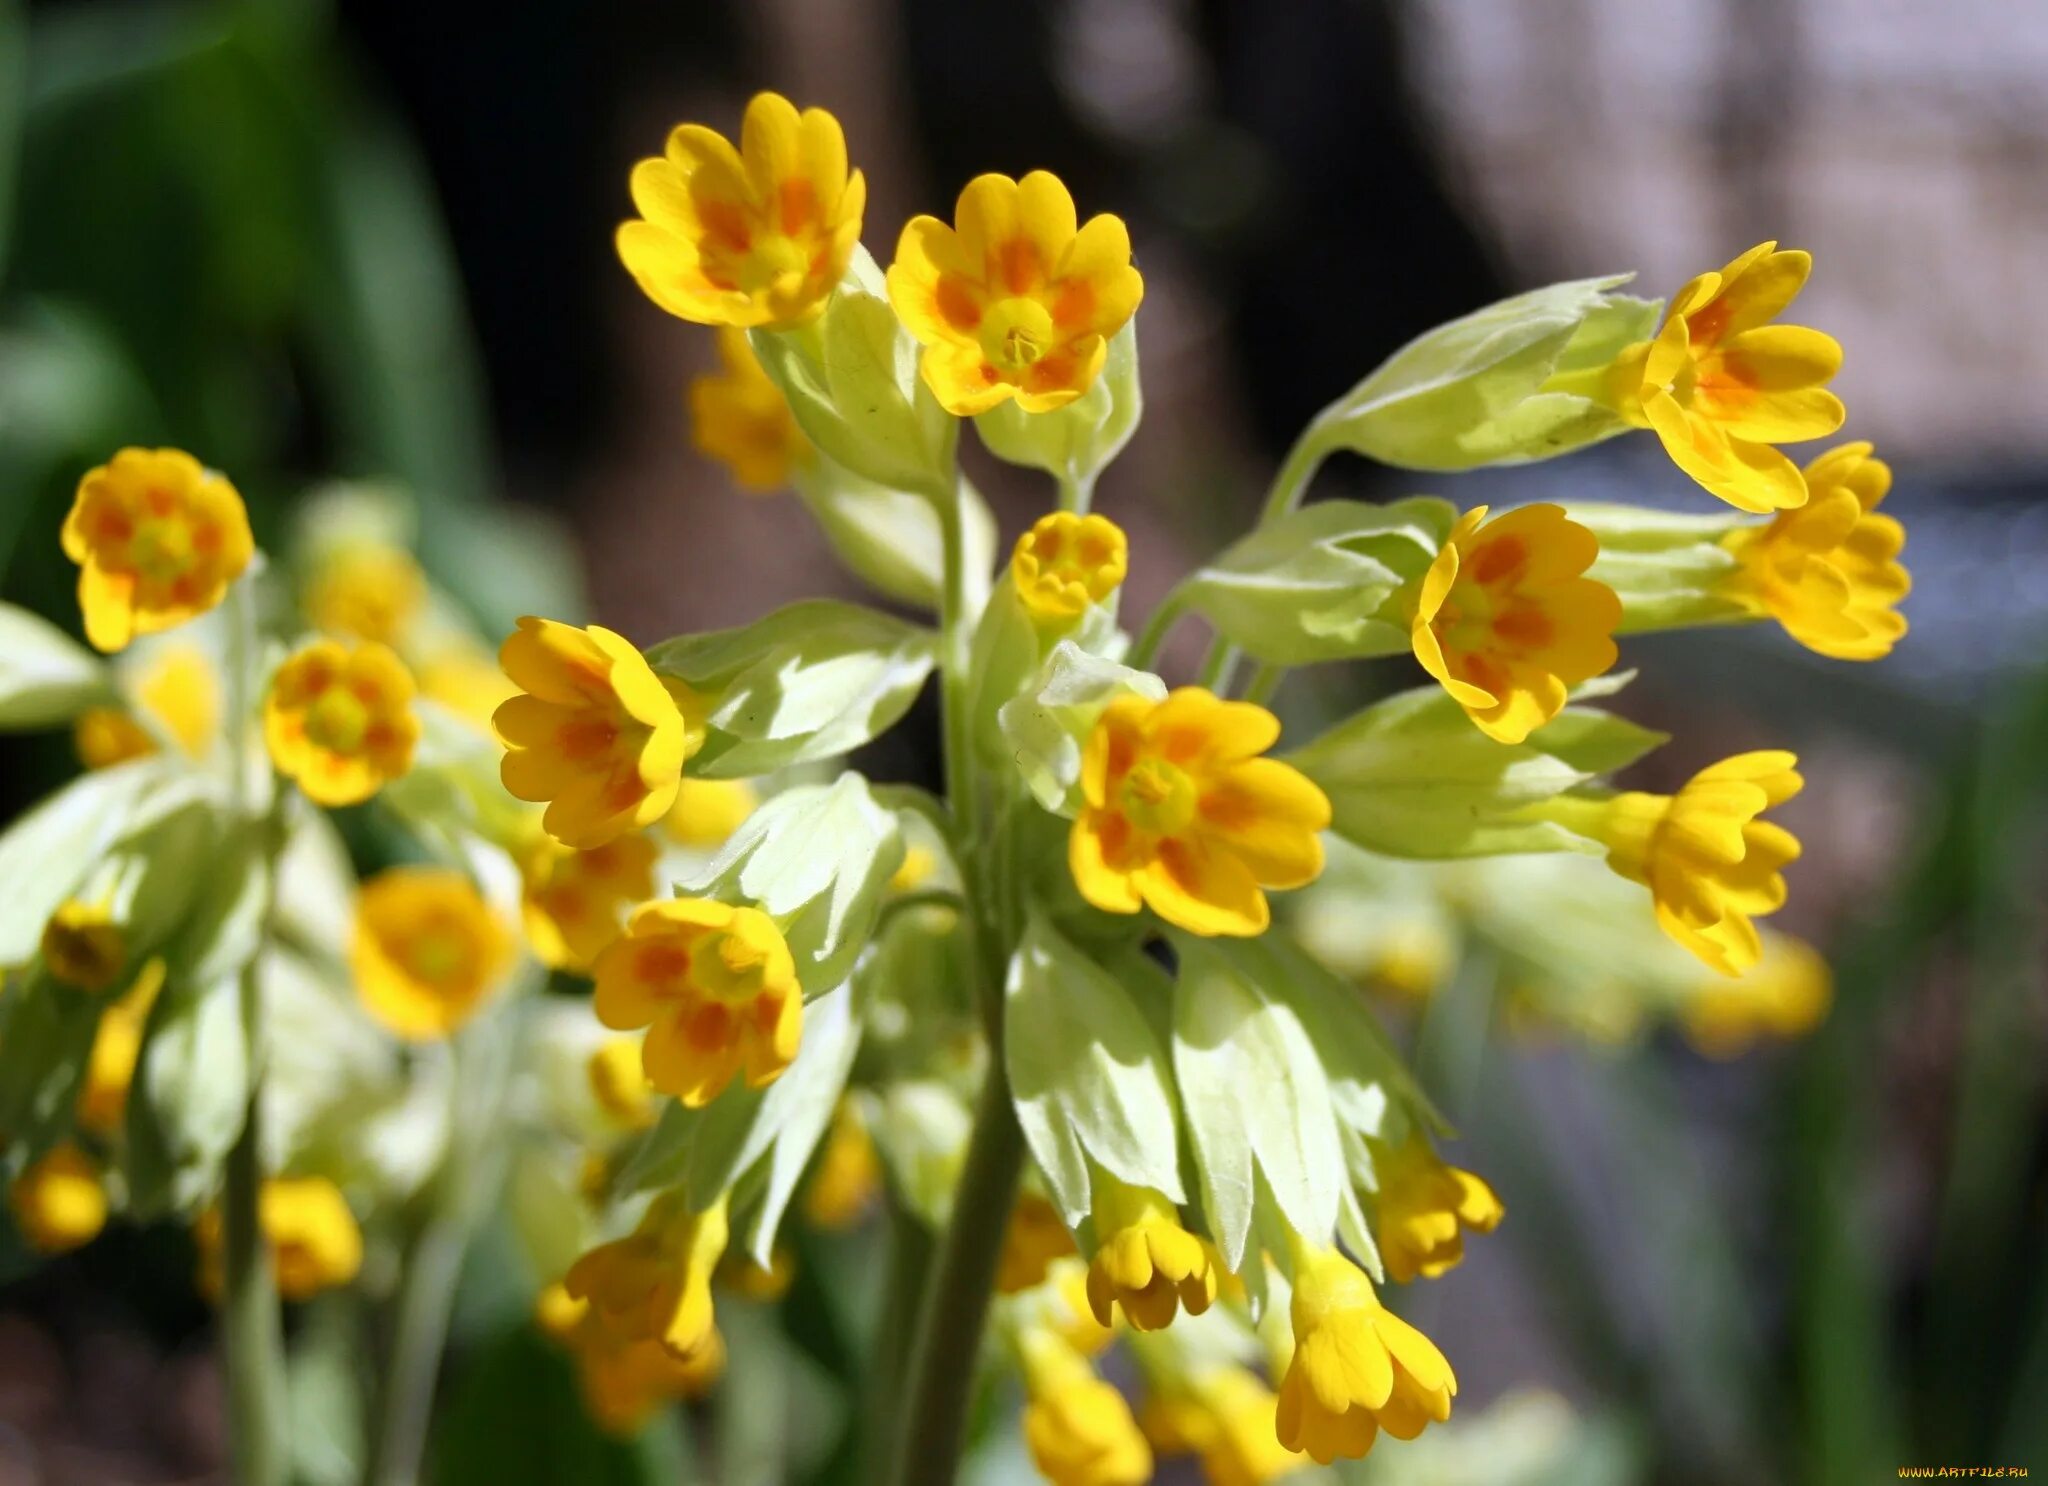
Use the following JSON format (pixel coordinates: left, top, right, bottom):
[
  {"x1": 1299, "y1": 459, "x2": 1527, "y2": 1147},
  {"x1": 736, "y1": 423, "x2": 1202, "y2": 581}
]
[
  {"x1": 749, "y1": 248, "x2": 957, "y2": 499},
  {"x1": 1179, "y1": 497, "x2": 1455, "y2": 665},
  {"x1": 0, "y1": 601, "x2": 109, "y2": 727},
  {"x1": 681, "y1": 774, "x2": 904, "y2": 996},
  {"x1": 732, "y1": 982, "x2": 862, "y2": 1266},
  {"x1": 868, "y1": 1080, "x2": 972, "y2": 1230},
  {"x1": 1006, "y1": 914, "x2": 1185, "y2": 1228},
  {"x1": 0, "y1": 968, "x2": 99, "y2": 1170},
  {"x1": 792, "y1": 456, "x2": 996, "y2": 612},
  {"x1": 647, "y1": 601, "x2": 936, "y2": 779},
  {"x1": 1287, "y1": 684, "x2": 1665, "y2": 859},
  {"x1": 0, "y1": 758, "x2": 186, "y2": 962},
  {"x1": 974, "y1": 320, "x2": 1142, "y2": 492},
  {"x1": 1170, "y1": 933, "x2": 1345, "y2": 1272},
  {"x1": 998, "y1": 641, "x2": 1167, "y2": 815},
  {"x1": 1322, "y1": 277, "x2": 1661, "y2": 471},
  {"x1": 123, "y1": 968, "x2": 249, "y2": 1216},
  {"x1": 1570, "y1": 501, "x2": 1754, "y2": 634}
]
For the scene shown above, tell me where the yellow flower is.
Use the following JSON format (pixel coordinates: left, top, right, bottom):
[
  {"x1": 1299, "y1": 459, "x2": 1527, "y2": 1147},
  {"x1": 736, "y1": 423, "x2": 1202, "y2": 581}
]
[
  {"x1": 663, "y1": 777, "x2": 759, "y2": 848},
  {"x1": 1719, "y1": 442, "x2": 1909, "y2": 660},
  {"x1": 536, "y1": 1283, "x2": 725, "y2": 1433},
  {"x1": 998, "y1": 1191, "x2": 1080, "y2": 1294},
  {"x1": 9, "y1": 1145, "x2": 108, "y2": 1254},
  {"x1": 889, "y1": 845, "x2": 938, "y2": 894},
  {"x1": 616, "y1": 92, "x2": 865, "y2": 330},
  {"x1": 888, "y1": 170, "x2": 1144, "y2": 416},
  {"x1": 351, "y1": 867, "x2": 514, "y2": 1040},
  {"x1": 802, "y1": 1100, "x2": 881, "y2": 1229},
  {"x1": 1410, "y1": 504, "x2": 1621, "y2": 745},
  {"x1": 60, "y1": 447, "x2": 253, "y2": 653},
  {"x1": 495, "y1": 617, "x2": 707, "y2": 850},
  {"x1": 304, "y1": 542, "x2": 428, "y2": 646},
  {"x1": 1013, "y1": 512, "x2": 1129, "y2": 622},
  {"x1": 196, "y1": 1176, "x2": 364, "y2": 1301},
  {"x1": 1085, "y1": 1178, "x2": 1217, "y2": 1331},
  {"x1": 76, "y1": 642, "x2": 222, "y2": 769},
  {"x1": 77, "y1": 958, "x2": 166, "y2": 1135},
  {"x1": 591, "y1": 898, "x2": 801, "y2": 1108},
  {"x1": 1141, "y1": 1368, "x2": 1305, "y2": 1486},
  {"x1": 520, "y1": 831, "x2": 659, "y2": 972},
  {"x1": 565, "y1": 1192, "x2": 729, "y2": 1360},
  {"x1": 1071, "y1": 688, "x2": 1329, "y2": 937},
  {"x1": 41, "y1": 900, "x2": 126, "y2": 992},
  {"x1": 1368, "y1": 1136, "x2": 1504, "y2": 1285},
  {"x1": 1681, "y1": 931, "x2": 1832, "y2": 1057},
  {"x1": 588, "y1": 1036, "x2": 658, "y2": 1131},
  {"x1": 1276, "y1": 1242, "x2": 1456, "y2": 1463},
  {"x1": 1020, "y1": 1329, "x2": 1154, "y2": 1486},
  {"x1": 1593, "y1": 242, "x2": 1843, "y2": 513},
  {"x1": 690, "y1": 327, "x2": 812, "y2": 492},
  {"x1": 264, "y1": 639, "x2": 421, "y2": 807},
  {"x1": 74, "y1": 707, "x2": 156, "y2": 769}
]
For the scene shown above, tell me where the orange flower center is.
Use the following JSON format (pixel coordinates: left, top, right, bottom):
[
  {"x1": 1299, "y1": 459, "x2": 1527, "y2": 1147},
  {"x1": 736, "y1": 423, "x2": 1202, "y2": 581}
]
[{"x1": 1119, "y1": 756, "x2": 1198, "y2": 836}]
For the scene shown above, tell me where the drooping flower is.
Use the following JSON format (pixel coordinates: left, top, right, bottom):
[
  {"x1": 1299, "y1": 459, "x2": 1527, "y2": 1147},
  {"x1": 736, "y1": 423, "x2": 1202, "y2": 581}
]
[
  {"x1": 351, "y1": 866, "x2": 514, "y2": 1040},
  {"x1": 1013, "y1": 512, "x2": 1128, "y2": 623},
  {"x1": 1583, "y1": 242, "x2": 1844, "y2": 512},
  {"x1": 520, "y1": 830, "x2": 659, "y2": 972},
  {"x1": 1719, "y1": 442, "x2": 1908, "y2": 659},
  {"x1": 663, "y1": 777, "x2": 759, "y2": 848},
  {"x1": 1543, "y1": 752, "x2": 1804, "y2": 977},
  {"x1": 75, "y1": 641, "x2": 222, "y2": 769},
  {"x1": 535, "y1": 1283, "x2": 725, "y2": 1435},
  {"x1": 41, "y1": 900, "x2": 126, "y2": 992},
  {"x1": 9, "y1": 1145, "x2": 108, "y2": 1254},
  {"x1": 495, "y1": 617, "x2": 707, "y2": 850},
  {"x1": 689, "y1": 326, "x2": 812, "y2": 492},
  {"x1": 1410, "y1": 504, "x2": 1621, "y2": 745},
  {"x1": 264, "y1": 639, "x2": 421, "y2": 806},
  {"x1": 1085, "y1": 1177, "x2": 1217, "y2": 1331},
  {"x1": 60, "y1": 447, "x2": 253, "y2": 653},
  {"x1": 998, "y1": 1191, "x2": 1080, "y2": 1294},
  {"x1": 196, "y1": 1176, "x2": 364, "y2": 1302},
  {"x1": 802, "y1": 1100, "x2": 882, "y2": 1229},
  {"x1": 1019, "y1": 1328, "x2": 1154, "y2": 1486},
  {"x1": 588, "y1": 1036, "x2": 658, "y2": 1131},
  {"x1": 565, "y1": 1192, "x2": 730, "y2": 1360},
  {"x1": 304, "y1": 541, "x2": 428, "y2": 646},
  {"x1": 888, "y1": 171, "x2": 1143, "y2": 416},
  {"x1": 1276, "y1": 1242, "x2": 1457, "y2": 1463},
  {"x1": 616, "y1": 92, "x2": 865, "y2": 330},
  {"x1": 590, "y1": 898, "x2": 801, "y2": 1108},
  {"x1": 1071, "y1": 688, "x2": 1330, "y2": 937},
  {"x1": 1680, "y1": 930, "x2": 1832, "y2": 1057},
  {"x1": 1141, "y1": 1367, "x2": 1306, "y2": 1486},
  {"x1": 1367, "y1": 1136, "x2": 1504, "y2": 1284},
  {"x1": 77, "y1": 958, "x2": 166, "y2": 1135}
]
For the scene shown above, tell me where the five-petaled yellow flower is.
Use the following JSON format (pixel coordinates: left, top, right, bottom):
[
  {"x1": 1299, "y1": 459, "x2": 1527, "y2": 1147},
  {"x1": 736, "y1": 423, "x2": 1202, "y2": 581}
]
[
  {"x1": 1277, "y1": 1242, "x2": 1456, "y2": 1463},
  {"x1": 520, "y1": 831, "x2": 660, "y2": 972},
  {"x1": 1368, "y1": 1136, "x2": 1504, "y2": 1285},
  {"x1": 41, "y1": 899, "x2": 127, "y2": 993},
  {"x1": 565, "y1": 1192, "x2": 730, "y2": 1361},
  {"x1": 75, "y1": 642, "x2": 221, "y2": 770},
  {"x1": 1019, "y1": 1328, "x2": 1154, "y2": 1486},
  {"x1": 495, "y1": 617, "x2": 707, "y2": 850},
  {"x1": 889, "y1": 170, "x2": 1143, "y2": 416},
  {"x1": 265, "y1": 639, "x2": 421, "y2": 807},
  {"x1": 1720, "y1": 442, "x2": 1908, "y2": 660},
  {"x1": 1071, "y1": 688, "x2": 1329, "y2": 937},
  {"x1": 1140, "y1": 1367, "x2": 1304, "y2": 1486},
  {"x1": 664, "y1": 777, "x2": 759, "y2": 848},
  {"x1": 9, "y1": 1145, "x2": 108, "y2": 1254},
  {"x1": 351, "y1": 866, "x2": 514, "y2": 1040},
  {"x1": 536, "y1": 1283, "x2": 723, "y2": 1435},
  {"x1": 60, "y1": 447, "x2": 253, "y2": 653},
  {"x1": 1013, "y1": 512, "x2": 1128, "y2": 623},
  {"x1": 689, "y1": 326, "x2": 811, "y2": 492},
  {"x1": 1411, "y1": 504, "x2": 1620, "y2": 745},
  {"x1": 617, "y1": 92, "x2": 865, "y2": 330},
  {"x1": 591, "y1": 898, "x2": 802, "y2": 1108},
  {"x1": 1595, "y1": 242, "x2": 1844, "y2": 513},
  {"x1": 1085, "y1": 1177, "x2": 1217, "y2": 1331},
  {"x1": 196, "y1": 1176, "x2": 363, "y2": 1302}
]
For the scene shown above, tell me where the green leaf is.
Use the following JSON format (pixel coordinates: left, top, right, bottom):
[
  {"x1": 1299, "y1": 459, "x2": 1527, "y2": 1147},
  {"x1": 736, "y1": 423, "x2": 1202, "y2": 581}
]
[
  {"x1": 867, "y1": 1080, "x2": 970, "y2": 1231},
  {"x1": 647, "y1": 601, "x2": 936, "y2": 779},
  {"x1": 0, "y1": 967, "x2": 100, "y2": 1166},
  {"x1": 974, "y1": 320, "x2": 1142, "y2": 490},
  {"x1": 997, "y1": 641, "x2": 1166, "y2": 815},
  {"x1": 1322, "y1": 277, "x2": 1660, "y2": 471},
  {"x1": 733, "y1": 982, "x2": 861, "y2": 1266},
  {"x1": 793, "y1": 459, "x2": 996, "y2": 613},
  {"x1": 0, "y1": 601, "x2": 109, "y2": 727},
  {"x1": 1170, "y1": 934, "x2": 1344, "y2": 1270},
  {"x1": 1288, "y1": 685, "x2": 1666, "y2": 859},
  {"x1": 124, "y1": 967, "x2": 249, "y2": 1216},
  {"x1": 1179, "y1": 497, "x2": 1454, "y2": 665},
  {"x1": 1005, "y1": 915, "x2": 1184, "y2": 1227},
  {"x1": 0, "y1": 759, "x2": 177, "y2": 962}
]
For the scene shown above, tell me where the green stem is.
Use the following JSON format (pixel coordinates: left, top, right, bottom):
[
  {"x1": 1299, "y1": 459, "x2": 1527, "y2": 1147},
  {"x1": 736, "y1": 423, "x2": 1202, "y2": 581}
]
[
  {"x1": 866, "y1": 1191, "x2": 936, "y2": 1486},
  {"x1": 885, "y1": 1065, "x2": 1026, "y2": 1486},
  {"x1": 1194, "y1": 419, "x2": 1335, "y2": 693},
  {"x1": 1241, "y1": 663, "x2": 1285, "y2": 707},
  {"x1": 936, "y1": 474, "x2": 976, "y2": 834},
  {"x1": 1126, "y1": 588, "x2": 1189, "y2": 673},
  {"x1": 1056, "y1": 471, "x2": 1094, "y2": 515}
]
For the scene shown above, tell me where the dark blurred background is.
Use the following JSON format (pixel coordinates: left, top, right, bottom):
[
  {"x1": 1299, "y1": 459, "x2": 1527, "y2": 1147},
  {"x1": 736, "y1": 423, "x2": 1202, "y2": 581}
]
[{"x1": 2, "y1": 1, "x2": 2045, "y2": 1483}]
